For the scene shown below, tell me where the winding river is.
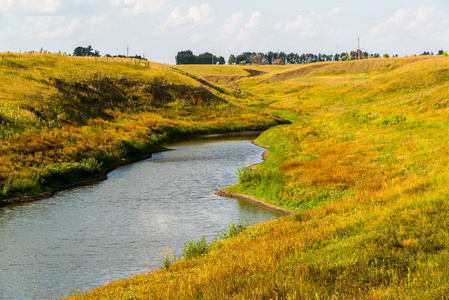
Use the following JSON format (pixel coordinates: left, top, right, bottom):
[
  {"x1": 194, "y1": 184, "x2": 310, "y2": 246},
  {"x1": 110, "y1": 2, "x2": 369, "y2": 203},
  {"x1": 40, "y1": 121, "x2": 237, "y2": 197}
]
[{"x1": 0, "y1": 136, "x2": 280, "y2": 300}]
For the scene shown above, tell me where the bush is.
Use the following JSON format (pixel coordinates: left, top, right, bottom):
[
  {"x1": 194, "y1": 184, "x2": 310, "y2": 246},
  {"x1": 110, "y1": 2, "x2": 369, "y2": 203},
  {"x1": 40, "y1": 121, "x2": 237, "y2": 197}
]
[
  {"x1": 38, "y1": 157, "x2": 103, "y2": 187},
  {"x1": 1, "y1": 178, "x2": 40, "y2": 198},
  {"x1": 218, "y1": 220, "x2": 249, "y2": 240},
  {"x1": 182, "y1": 235, "x2": 208, "y2": 259}
]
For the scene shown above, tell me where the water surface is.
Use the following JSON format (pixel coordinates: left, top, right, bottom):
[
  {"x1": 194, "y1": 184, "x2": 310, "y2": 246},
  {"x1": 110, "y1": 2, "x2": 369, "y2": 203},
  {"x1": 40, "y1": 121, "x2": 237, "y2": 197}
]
[{"x1": 0, "y1": 137, "x2": 280, "y2": 299}]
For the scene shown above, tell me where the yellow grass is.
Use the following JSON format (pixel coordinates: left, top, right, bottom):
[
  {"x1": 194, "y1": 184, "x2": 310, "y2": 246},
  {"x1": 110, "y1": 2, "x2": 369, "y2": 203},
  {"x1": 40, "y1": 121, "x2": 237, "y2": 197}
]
[{"x1": 5, "y1": 54, "x2": 449, "y2": 299}]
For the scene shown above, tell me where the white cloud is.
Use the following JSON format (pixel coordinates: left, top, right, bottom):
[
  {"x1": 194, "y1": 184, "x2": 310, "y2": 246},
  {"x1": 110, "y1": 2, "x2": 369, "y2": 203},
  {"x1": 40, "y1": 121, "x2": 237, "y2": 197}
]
[
  {"x1": 245, "y1": 11, "x2": 262, "y2": 30},
  {"x1": 220, "y1": 12, "x2": 245, "y2": 37},
  {"x1": 187, "y1": 3, "x2": 214, "y2": 24},
  {"x1": 0, "y1": 27, "x2": 12, "y2": 37},
  {"x1": 89, "y1": 13, "x2": 113, "y2": 33},
  {"x1": 369, "y1": 7, "x2": 449, "y2": 44},
  {"x1": 276, "y1": 7, "x2": 341, "y2": 38},
  {"x1": 157, "y1": 6, "x2": 185, "y2": 30},
  {"x1": 327, "y1": 7, "x2": 341, "y2": 18},
  {"x1": 0, "y1": 0, "x2": 15, "y2": 11},
  {"x1": 219, "y1": 11, "x2": 263, "y2": 43},
  {"x1": 113, "y1": 0, "x2": 172, "y2": 15},
  {"x1": 23, "y1": 16, "x2": 80, "y2": 39},
  {"x1": 19, "y1": 0, "x2": 61, "y2": 13},
  {"x1": 237, "y1": 11, "x2": 263, "y2": 41},
  {"x1": 157, "y1": 3, "x2": 216, "y2": 32}
]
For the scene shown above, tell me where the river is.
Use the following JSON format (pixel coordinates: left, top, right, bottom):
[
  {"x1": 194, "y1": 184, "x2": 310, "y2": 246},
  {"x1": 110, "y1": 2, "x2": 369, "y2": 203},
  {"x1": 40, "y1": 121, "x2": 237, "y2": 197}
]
[{"x1": 0, "y1": 136, "x2": 280, "y2": 299}]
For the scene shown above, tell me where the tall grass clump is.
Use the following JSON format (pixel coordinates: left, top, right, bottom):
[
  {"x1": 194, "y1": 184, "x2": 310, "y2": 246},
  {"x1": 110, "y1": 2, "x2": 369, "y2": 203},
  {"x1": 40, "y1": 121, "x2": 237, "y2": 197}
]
[
  {"x1": 182, "y1": 235, "x2": 208, "y2": 259},
  {"x1": 217, "y1": 220, "x2": 249, "y2": 240},
  {"x1": 237, "y1": 167, "x2": 285, "y2": 203}
]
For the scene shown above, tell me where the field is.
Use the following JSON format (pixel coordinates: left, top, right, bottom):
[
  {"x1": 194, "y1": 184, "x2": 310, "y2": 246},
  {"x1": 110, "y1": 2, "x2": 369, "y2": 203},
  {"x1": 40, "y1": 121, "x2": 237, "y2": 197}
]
[
  {"x1": 0, "y1": 53, "x2": 284, "y2": 204},
  {"x1": 3, "y1": 54, "x2": 449, "y2": 298}
]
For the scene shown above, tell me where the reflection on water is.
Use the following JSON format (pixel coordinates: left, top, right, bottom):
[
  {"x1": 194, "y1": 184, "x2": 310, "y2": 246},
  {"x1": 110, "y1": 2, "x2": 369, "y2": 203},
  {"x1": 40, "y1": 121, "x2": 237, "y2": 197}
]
[{"x1": 0, "y1": 137, "x2": 280, "y2": 300}]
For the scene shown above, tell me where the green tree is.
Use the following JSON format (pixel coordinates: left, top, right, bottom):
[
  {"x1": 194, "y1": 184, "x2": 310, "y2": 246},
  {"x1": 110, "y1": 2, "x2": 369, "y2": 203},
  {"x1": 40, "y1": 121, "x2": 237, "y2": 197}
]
[
  {"x1": 73, "y1": 45, "x2": 100, "y2": 57},
  {"x1": 175, "y1": 50, "x2": 197, "y2": 65},
  {"x1": 218, "y1": 56, "x2": 226, "y2": 65},
  {"x1": 383, "y1": 53, "x2": 390, "y2": 58},
  {"x1": 197, "y1": 52, "x2": 217, "y2": 64},
  {"x1": 228, "y1": 54, "x2": 235, "y2": 65},
  {"x1": 235, "y1": 52, "x2": 254, "y2": 65}
]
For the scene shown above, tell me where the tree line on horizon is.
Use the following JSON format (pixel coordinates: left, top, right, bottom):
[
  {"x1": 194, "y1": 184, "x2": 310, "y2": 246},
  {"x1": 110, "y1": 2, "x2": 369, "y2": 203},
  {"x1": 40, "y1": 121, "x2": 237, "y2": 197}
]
[
  {"x1": 73, "y1": 45, "x2": 147, "y2": 60},
  {"x1": 176, "y1": 49, "x2": 448, "y2": 65}
]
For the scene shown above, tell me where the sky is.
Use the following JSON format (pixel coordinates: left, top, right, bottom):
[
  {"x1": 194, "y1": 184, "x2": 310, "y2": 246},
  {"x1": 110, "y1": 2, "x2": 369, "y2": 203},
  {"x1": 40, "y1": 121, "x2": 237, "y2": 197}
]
[{"x1": 0, "y1": 0, "x2": 448, "y2": 64}]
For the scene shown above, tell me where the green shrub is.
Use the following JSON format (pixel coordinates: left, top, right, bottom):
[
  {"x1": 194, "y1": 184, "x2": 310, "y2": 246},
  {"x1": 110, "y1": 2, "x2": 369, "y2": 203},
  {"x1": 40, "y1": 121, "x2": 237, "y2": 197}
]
[
  {"x1": 1, "y1": 178, "x2": 40, "y2": 198},
  {"x1": 182, "y1": 235, "x2": 208, "y2": 259},
  {"x1": 162, "y1": 247, "x2": 177, "y2": 269},
  {"x1": 218, "y1": 220, "x2": 249, "y2": 240},
  {"x1": 38, "y1": 157, "x2": 103, "y2": 187}
]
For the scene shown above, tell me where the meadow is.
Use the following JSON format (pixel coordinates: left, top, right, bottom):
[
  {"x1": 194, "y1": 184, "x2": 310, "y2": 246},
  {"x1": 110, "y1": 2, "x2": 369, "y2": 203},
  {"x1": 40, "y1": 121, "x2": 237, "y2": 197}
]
[
  {"x1": 60, "y1": 55, "x2": 449, "y2": 299},
  {"x1": 0, "y1": 53, "x2": 283, "y2": 204},
  {"x1": 3, "y1": 53, "x2": 449, "y2": 298}
]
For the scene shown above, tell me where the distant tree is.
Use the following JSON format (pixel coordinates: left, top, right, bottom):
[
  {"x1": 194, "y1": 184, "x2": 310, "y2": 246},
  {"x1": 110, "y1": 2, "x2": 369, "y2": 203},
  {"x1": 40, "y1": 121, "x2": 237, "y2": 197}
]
[
  {"x1": 218, "y1": 56, "x2": 226, "y2": 65},
  {"x1": 228, "y1": 54, "x2": 235, "y2": 65},
  {"x1": 197, "y1": 52, "x2": 217, "y2": 64},
  {"x1": 279, "y1": 51, "x2": 287, "y2": 63},
  {"x1": 340, "y1": 53, "x2": 350, "y2": 61},
  {"x1": 235, "y1": 52, "x2": 254, "y2": 65},
  {"x1": 265, "y1": 51, "x2": 275, "y2": 64},
  {"x1": 383, "y1": 53, "x2": 390, "y2": 58},
  {"x1": 350, "y1": 50, "x2": 364, "y2": 59},
  {"x1": 438, "y1": 50, "x2": 445, "y2": 55},
  {"x1": 273, "y1": 58, "x2": 284, "y2": 65},
  {"x1": 333, "y1": 53, "x2": 340, "y2": 61},
  {"x1": 73, "y1": 45, "x2": 100, "y2": 57},
  {"x1": 251, "y1": 54, "x2": 263, "y2": 64},
  {"x1": 175, "y1": 50, "x2": 197, "y2": 64},
  {"x1": 286, "y1": 52, "x2": 300, "y2": 64}
]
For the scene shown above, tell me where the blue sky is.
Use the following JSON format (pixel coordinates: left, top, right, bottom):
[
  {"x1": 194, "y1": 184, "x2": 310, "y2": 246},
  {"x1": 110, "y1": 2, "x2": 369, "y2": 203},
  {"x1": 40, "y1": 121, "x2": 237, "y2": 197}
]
[{"x1": 0, "y1": 0, "x2": 448, "y2": 64}]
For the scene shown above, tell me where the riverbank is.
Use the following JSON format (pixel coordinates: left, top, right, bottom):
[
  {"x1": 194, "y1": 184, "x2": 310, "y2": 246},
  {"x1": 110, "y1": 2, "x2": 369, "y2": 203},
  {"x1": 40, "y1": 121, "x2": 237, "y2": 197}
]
[
  {"x1": 1, "y1": 131, "x2": 273, "y2": 206},
  {"x1": 215, "y1": 138, "x2": 294, "y2": 216},
  {"x1": 215, "y1": 190, "x2": 293, "y2": 215},
  {"x1": 1, "y1": 137, "x2": 280, "y2": 300},
  {"x1": 0, "y1": 54, "x2": 286, "y2": 205}
]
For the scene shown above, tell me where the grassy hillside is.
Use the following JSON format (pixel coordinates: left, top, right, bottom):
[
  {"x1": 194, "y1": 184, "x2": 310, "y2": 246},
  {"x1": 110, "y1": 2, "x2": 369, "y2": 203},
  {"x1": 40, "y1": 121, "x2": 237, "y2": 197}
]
[
  {"x1": 0, "y1": 53, "x2": 284, "y2": 204},
  {"x1": 63, "y1": 55, "x2": 449, "y2": 299}
]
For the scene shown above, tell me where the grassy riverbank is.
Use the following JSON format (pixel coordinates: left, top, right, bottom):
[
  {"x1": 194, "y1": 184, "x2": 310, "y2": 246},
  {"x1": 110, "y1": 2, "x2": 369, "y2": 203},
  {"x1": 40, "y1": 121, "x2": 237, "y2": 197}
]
[
  {"x1": 0, "y1": 53, "x2": 285, "y2": 204},
  {"x1": 61, "y1": 55, "x2": 449, "y2": 299}
]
